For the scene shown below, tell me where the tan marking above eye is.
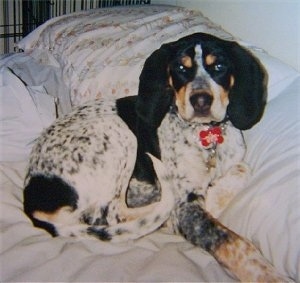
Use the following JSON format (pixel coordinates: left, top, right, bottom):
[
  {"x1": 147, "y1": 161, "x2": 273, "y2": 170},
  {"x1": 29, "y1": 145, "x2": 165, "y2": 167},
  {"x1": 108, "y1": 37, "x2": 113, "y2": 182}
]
[
  {"x1": 181, "y1": 56, "x2": 193, "y2": 68},
  {"x1": 205, "y1": 54, "x2": 217, "y2": 66}
]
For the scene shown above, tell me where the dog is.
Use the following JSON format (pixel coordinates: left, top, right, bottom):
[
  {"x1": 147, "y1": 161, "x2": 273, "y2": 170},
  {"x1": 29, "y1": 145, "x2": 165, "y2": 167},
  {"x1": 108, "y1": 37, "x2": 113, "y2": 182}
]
[{"x1": 23, "y1": 33, "x2": 290, "y2": 281}]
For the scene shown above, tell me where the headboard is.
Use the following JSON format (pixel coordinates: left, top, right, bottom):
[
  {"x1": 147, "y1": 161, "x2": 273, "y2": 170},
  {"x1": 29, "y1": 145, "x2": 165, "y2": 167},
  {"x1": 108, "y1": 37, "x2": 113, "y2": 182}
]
[{"x1": 0, "y1": 0, "x2": 151, "y2": 54}]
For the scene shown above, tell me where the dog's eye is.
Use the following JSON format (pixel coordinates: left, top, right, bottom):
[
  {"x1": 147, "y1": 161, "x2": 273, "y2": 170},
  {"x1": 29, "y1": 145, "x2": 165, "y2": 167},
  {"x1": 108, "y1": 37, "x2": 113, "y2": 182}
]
[
  {"x1": 213, "y1": 63, "x2": 225, "y2": 72},
  {"x1": 179, "y1": 65, "x2": 187, "y2": 72},
  {"x1": 205, "y1": 62, "x2": 226, "y2": 74}
]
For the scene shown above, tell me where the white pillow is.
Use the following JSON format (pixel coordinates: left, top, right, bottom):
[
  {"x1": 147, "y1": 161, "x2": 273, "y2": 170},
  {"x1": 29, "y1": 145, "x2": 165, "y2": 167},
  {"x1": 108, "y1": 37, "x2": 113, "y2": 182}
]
[
  {"x1": 0, "y1": 67, "x2": 56, "y2": 161},
  {"x1": 220, "y1": 78, "x2": 300, "y2": 281}
]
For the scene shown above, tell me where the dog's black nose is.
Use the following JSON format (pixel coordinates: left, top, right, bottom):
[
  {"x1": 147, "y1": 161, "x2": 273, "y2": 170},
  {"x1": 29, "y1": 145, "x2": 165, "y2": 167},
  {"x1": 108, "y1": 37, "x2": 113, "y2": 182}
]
[{"x1": 190, "y1": 93, "x2": 212, "y2": 115}]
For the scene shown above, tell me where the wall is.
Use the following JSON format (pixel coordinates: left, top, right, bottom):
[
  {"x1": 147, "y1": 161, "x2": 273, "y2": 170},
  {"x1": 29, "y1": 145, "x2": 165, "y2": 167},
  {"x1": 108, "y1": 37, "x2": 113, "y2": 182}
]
[{"x1": 151, "y1": 0, "x2": 300, "y2": 72}]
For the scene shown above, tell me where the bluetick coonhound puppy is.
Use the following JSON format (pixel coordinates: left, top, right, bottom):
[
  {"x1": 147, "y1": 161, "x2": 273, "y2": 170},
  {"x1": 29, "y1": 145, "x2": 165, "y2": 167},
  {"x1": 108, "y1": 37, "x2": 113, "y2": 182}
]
[{"x1": 24, "y1": 33, "x2": 290, "y2": 281}]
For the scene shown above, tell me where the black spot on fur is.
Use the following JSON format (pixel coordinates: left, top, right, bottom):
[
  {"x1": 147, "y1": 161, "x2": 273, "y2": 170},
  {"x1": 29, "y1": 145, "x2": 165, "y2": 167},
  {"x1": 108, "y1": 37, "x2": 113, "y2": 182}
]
[
  {"x1": 24, "y1": 175, "x2": 78, "y2": 214},
  {"x1": 81, "y1": 214, "x2": 93, "y2": 225},
  {"x1": 98, "y1": 206, "x2": 109, "y2": 225},
  {"x1": 139, "y1": 219, "x2": 147, "y2": 227},
  {"x1": 78, "y1": 153, "x2": 83, "y2": 163},
  {"x1": 115, "y1": 228, "x2": 127, "y2": 235},
  {"x1": 87, "y1": 227, "x2": 112, "y2": 241},
  {"x1": 187, "y1": 192, "x2": 198, "y2": 202},
  {"x1": 115, "y1": 214, "x2": 122, "y2": 223},
  {"x1": 154, "y1": 215, "x2": 160, "y2": 222},
  {"x1": 23, "y1": 175, "x2": 78, "y2": 236},
  {"x1": 101, "y1": 205, "x2": 109, "y2": 219},
  {"x1": 68, "y1": 166, "x2": 79, "y2": 175},
  {"x1": 103, "y1": 142, "x2": 108, "y2": 151}
]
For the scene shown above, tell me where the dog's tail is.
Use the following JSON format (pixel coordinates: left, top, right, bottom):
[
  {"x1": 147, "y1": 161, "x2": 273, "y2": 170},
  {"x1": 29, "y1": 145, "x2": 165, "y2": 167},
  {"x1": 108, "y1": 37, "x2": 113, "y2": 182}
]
[{"x1": 87, "y1": 153, "x2": 175, "y2": 242}]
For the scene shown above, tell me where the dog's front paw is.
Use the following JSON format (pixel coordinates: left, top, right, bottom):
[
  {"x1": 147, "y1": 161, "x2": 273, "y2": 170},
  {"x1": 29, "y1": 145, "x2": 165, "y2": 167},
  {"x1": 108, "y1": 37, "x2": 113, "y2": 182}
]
[{"x1": 205, "y1": 162, "x2": 251, "y2": 218}]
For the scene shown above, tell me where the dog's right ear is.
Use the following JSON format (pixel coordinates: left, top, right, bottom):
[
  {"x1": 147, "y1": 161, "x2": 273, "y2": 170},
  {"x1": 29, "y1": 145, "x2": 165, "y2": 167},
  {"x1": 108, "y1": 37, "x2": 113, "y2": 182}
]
[{"x1": 136, "y1": 44, "x2": 175, "y2": 128}]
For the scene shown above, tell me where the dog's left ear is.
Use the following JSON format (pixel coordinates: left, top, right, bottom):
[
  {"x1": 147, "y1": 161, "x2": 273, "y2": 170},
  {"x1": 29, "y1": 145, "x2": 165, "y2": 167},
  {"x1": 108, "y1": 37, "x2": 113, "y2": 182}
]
[{"x1": 227, "y1": 42, "x2": 268, "y2": 130}]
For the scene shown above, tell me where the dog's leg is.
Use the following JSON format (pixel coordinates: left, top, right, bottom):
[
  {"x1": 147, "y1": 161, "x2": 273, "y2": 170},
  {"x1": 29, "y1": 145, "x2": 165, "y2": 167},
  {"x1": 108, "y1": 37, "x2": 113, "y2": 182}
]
[
  {"x1": 88, "y1": 154, "x2": 175, "y2": 242},
  {"x1": 206, "y1": 162, "x2": 250, "y2": 218},
  {"x1": 177, "y1": 202, "x2": 292, "y2": 282}
]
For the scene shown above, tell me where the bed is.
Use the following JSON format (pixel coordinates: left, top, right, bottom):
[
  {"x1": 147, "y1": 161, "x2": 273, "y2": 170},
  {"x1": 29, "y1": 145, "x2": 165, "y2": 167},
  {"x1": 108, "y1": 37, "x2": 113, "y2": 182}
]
[{"x1": 0, "y1": 4, "x2": 299, "y2": 282}]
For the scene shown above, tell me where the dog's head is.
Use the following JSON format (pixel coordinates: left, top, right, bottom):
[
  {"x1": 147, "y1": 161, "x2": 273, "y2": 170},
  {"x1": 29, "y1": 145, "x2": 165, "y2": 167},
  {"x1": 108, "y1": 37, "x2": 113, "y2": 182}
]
[{"x1": 136, "y1": 33, "x2": 267, "y2": 130}]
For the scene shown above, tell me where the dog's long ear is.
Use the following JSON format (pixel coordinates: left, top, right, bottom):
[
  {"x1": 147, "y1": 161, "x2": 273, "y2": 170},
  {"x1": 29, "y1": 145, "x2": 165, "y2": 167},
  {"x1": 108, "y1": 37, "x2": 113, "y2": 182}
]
[
  {"x1": 226, "y1": 43, "x2": 268, "y2": 130},
  {"x1": 136, "y1": 44, "x2": 175, "y2": 128}
]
